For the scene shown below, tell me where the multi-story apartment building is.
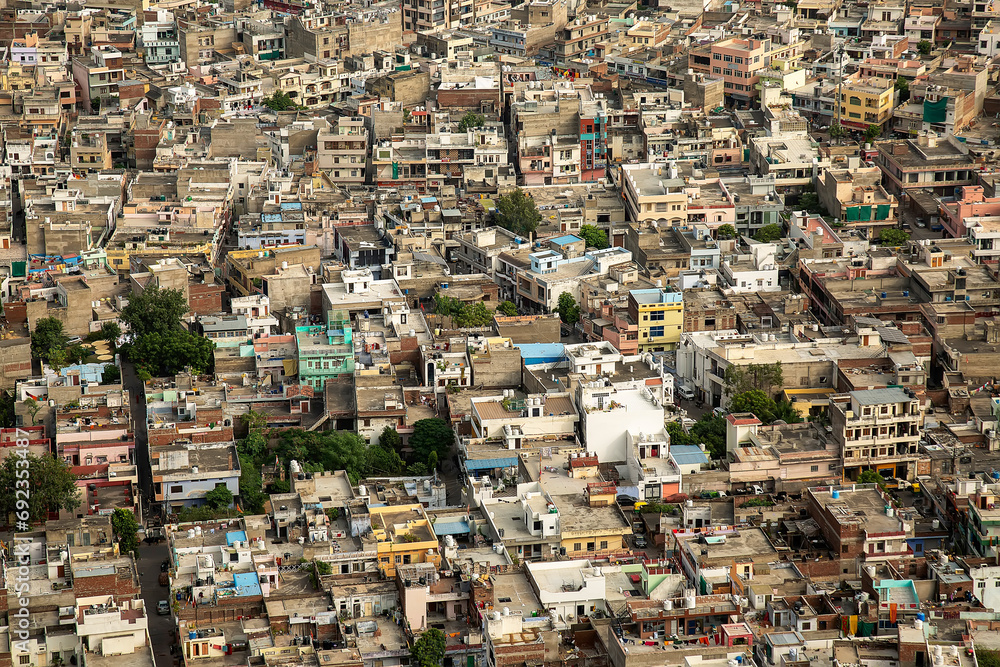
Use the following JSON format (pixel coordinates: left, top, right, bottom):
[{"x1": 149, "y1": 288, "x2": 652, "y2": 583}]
[
  {"x1": 876, "y1": 132, "x2": 977, "y2": 197},
  {"x1": 838, "y1": 74, "x2": 896, "y2": 132},
  {"x1": 402, "y1": 0, "x2": 475, "y2": 32},
  {"x1": 296, "y1": 311, "x2": 354, "y2": 391},
  {"x1": 317, "y1": 117, "x2": 369, "y2": 185},
  {"x1": 71, "y1": 45, "x2": 124, "y2": 110},
  {"x1": 177, "y1": 20, "x2": 237, "y2": 68},
  {"x1": 689, "y1": 37, "x2": 770, "y2": 108},
  {"x1": 621, "y1": 162, "x2": 687, "y2": 225},
  {"x1": 627, "y1": 287, "x2": 684, "y2": 352},
  {"x1": 553, "y1": 14, "x2": 608, "y2": 66},
  {"x1": 829, "y1": 387, "x2": 922, "y2": 481},
  {"x1": 140, "y1": 16, "x2": 180, "y2": 65}
]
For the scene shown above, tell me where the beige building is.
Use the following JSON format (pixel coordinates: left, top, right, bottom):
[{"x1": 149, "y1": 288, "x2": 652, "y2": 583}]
[
  {"x1": 316, "y1": 117, "x2": 368, "y2": 185},
  {"x1": 621, "y1": 163, "x2": 687, "y2": 226}
]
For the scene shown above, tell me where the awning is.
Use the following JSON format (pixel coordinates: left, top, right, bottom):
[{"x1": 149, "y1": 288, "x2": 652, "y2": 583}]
[
  {"x1": 283, "y1": 359, "x2": 298, "y2": 376},
  {"x1": 630, "y1": 574, "x2": 642, "y2": 583}
]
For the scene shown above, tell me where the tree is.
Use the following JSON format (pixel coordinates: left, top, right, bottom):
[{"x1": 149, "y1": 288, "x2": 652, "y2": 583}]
[
  {"x1": 241, "y1": 410, "x2": 269, "y2": 433},
  {"x1": 977, "y1": 649, "x2": 1000, "y2": 667},
  {"x1": 129, "y1": 329, "x2": 215, "y2": 376},
  {"x1": 578, "y1": 224, "x2": 609, "y2": 249},
  {"x1": 238, "y1": 454, "x2": 266, "y2": 514},
  {"x1": 828, "y1": 122, "x2": 845, "y2": 140},
  {"x1": 493, "y1": 188, "x2": 542, "y2": 238},
  {"x1": 0, "y1": 390, "x2": 14, "y2": 428},
  {"x1": 0, "y1": 454, "x2": 80, "y2": 525},
  {"x1": 716, "y1": 224, "x2": 737, "y2": 240},
  {"x1": 31, "y1": 317, "x2": 68, "y2": 362},
  {"x1": 454, "y1": 301, "x2": 494, "y2": 328},
  {"x1": 798, "y1": 191, "x2": 823, "y2": 214},
  {"x1": 858, "y1": 469, "x2": 887, "y2": 486},
  {"x1": 23, "y1": 397, "x2": 41, "y2": 426},
  {"x1": 770, "y1": 400, "x2": 803, "y2": 424},
  {"x1": 666, "y1": 421, "x2": 693, "y2": 447},
  {"x1": 879, "y1": 228, "x2": 910, "y2": 246},
  {"x1": 688, "y1": 415, "x2": 727, "y2": 459},
  {"x1": 409, "y1": 418, "x2": 454, "y2": 467},
  {"x1": 556, "y1": 292, "x2": 580, "y2": 325},
  {"x1": 412, "y1": 628, "x2": 446, "y2": 667},
  {"x1": 864, "y1": 124, "x2": 882, "y2": 143},
  {"x1": 753, "y1": 224, "x2": 784, "y2": 243},
  {"x1": 379, "y1": 426, "x2": 402, "y2": 452},
  {"x1": 497, "y1": 300, "x2": 518, "y2": 317},
  {"x1": 238, "y1": 429, "x2": 268, "y2": 462},
  {"x1": 274, "y1": 429, "x2": 371, "y2": 483},
  {"x1": 917, "y1": 40, "x2": 932, "y2": 55},
  {"x1": 262, "y1": 90, "x2": 299, "y2": 111},
  {"x1": 111, "y1": 508, "x2": 140, "y2": 557},
  {"x1": 48, "y1": 347, "x2": 70, "y2": 372},
  {"x1": 895, "y1": 77, "x2": 910, "y2": 103},
  {"x1": 367, "y1": 443, "x2": 405, "y2": 476},
  {"x1": 723, "y1": 362, "x2": 783, "y2": 397},
  {"x1": 729, "y1": 390, "x2": 774, "y2": 420},
  {"x1": 458, "y1": 111, "x2": 485, "y2": 131},
  {"x1": 102, "y1": 364, "x2": 121, "y2": 384},
  {"x1": 205, "y1": 485, "x2": 234, "y2": 510},
  {"x1": 121, "y1": 287, "x2": 188, "y2": 338}
]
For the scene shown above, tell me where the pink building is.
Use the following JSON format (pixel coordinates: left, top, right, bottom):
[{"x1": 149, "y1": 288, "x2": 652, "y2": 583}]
[
  {"x1": 938, "y1": 185, "x2": 1000, "y2": 237},
  {"x1": 689, "y1": 38, "x2": 769, "y2": 107}
]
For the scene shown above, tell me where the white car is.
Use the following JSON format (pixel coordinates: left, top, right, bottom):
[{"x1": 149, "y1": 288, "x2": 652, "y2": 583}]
[{"x1": 677, "y1": 385, "x2": 696, "y2": 401}]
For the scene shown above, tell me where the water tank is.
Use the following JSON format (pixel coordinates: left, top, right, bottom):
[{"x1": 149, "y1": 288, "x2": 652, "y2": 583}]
[
  {"x1": 664, "y1": 599, "x2": 673, "y2": 610},
  {"x1": 187, "y1": 529, "x2": 195, "y2": 539},
  {"x1": 685, "y1": 594, "x2": 697, "y2": 609},
  {"x1": 916, "y1": 612, "x2": 926, "y2": 621},
  {"x1": 831, "y1": 489, "x2": 840, "y2": 499},
  {"x1": 189, "y1": 631, "x2": 197, "y2": 640},
  {"x1": 886, "y1": 506, "x2": 895, "y2": 518},
  {"x1": 194, "y1": 526, "x2": 202, "y2": 537},
  {"x1": 789, "y1": 648, "x2": 798, "y2": 661},
  {"x1": 686, "y1": 499, "x2": 694, "y2": 507},
  {"x1": 423, "y1": 479, "x2": 432, "y2": 492},
  {"x1": 359, "y1": 484, "x2": 367, "y2": 496},
  {"x1": 932, "y1": 519, "x2": 940, "y2": 530},
  {"x1": 493, "y1": 611, "x2": 502, "y2": 621},
  {"x1": 445, "y1": 535, "x2": 456, "y2": 548},
  {"x1": 503, "y1": 607, "x2": 510, "y2": 616}
]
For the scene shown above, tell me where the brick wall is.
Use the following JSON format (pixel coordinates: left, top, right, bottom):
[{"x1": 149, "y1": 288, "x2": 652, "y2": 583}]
[{"x1": 189, "y1": 283, "x2": 224, "y2": 315}]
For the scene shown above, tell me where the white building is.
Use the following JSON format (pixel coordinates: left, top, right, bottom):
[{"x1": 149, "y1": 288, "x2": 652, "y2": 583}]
[
  {"x1": 576, "y1": 380, "x2": 667, "y2": 461},
  {"x1": 564, "y1": 341, "x2": 622, "y2": 376},
  {"x1": 231, "y1": 294, "x2": 278, "y2": 338},
  {"x1": 525, "y1": 560, "x2": 608, "y2": 620},
  {"x1": 719, "y1": 242, "x2": 781, "y2": 294},
  {"x1": 980, "y1": 22, "x2": 1000, "y2": 57}
]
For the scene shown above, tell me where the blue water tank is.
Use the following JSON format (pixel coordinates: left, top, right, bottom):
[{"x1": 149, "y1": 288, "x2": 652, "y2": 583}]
[
  {"x1": 189, "y1": 631, "x2": 197, "y2": 639},
  {"x1": 993, "y1": 471, "x2": 999, "y2": 480},
  {"x1": 832, "y1": 489, "x2": 840, "y2": 499},
  {"x1": 916, "y1": 612, "x2": 926, "y2": 622}
]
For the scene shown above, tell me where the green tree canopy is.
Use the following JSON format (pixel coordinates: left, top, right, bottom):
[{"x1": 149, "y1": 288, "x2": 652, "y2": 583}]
[
  {"x1": 238, "y1": 454, "x2": 267, "y2": 514},
  {"x1": 753, "y1": 224, "x2": 784, "y2": 243},
  {"x1": 433, "y1": 295, "x2": 496, "y2": 328},
  {"x1": 0, "y1": 454, "x2": 80, "y2": 525},
  {"x1": 412, "y1": 628, "x2": 447, "y2": 667},
  {"x1": 798, "y1": 191, "x2": 824, "y2": 214},
  {"x1": 409, "y1": 418, "x2": 454, "y2": 467},
  {"x1": 205, "y1": 485, "x2": 234, "y2": 510},
  {"x1": 917, "y1": 40, "x2": 932, "y2": 55},
  {"x1": 121, "y1": 287, "x2": 188, "y2": 338},
  {"x1": 458, "y1": 112, "x2": 485, "y2": 131},
  {"x1": 367, "y1": 443, "x2": 405, "y2": 476},
  {"x1": 556, "y1": 292, "x2": 580, "y2": 324},
  {"x1": 130, "y1": 329, "x2": 215, "y2": 376},
  {"x1": 578, "y1": 224, "x2": 609, "y2": 249},
  {"x1": 879, "y1": 228, "x2": 910, "y2": 246},
  {"x1": 275, "y1": 429, "x2": 371, "y2": 483},
  {"x1": 31, "y1": 317, "x2": 68, "y2": 362},
  {"x1": 493, "y1": 188, "x2": 542, "y2": 238},
  {"x1": 102, "y1": 364, "x2": 121, "y2": 384},
  {"x1": 716, "y1": 224, "x2": 737, "y2": 240},
  {"x1": 497, "y1": 300, "x2": 518, "y2": 317},
  {"x1": 263, "y1": 90, "x2": 300, "y2": 111},
  {"x1": 100, "y1": 321, "x2": 122, "y2": 344},
  {"x1": 829, "y1": 122, "x2": 845, "y2": 139},
  {"x1": 728, "y1": 390, "x2": 774, "y2": 419},
  {"x1": 858, "y1": 469, "x2": 888, "y2": 486},
  {"x1": 724, "y1": 362, "x2": 783, "y2": 397},
  {"x1": 689, "y1": 414, "x2": 727, "y2": 459},
  {"x1": 864, "y1": 124, "x2": 882, "y2": 143},
  {"x1": 0, "y1": 390, "x2": 14, "y2": 428},
  {"x1": 379, "y1": 426, "x2": 402, "y2": 452},
  {"x1": 111, "y1": 508, "x2": 140, "y2": 556}
]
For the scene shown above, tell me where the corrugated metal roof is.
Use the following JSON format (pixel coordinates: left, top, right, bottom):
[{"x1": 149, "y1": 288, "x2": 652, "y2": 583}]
[
  {"x1": 464, "y1": 457, "x2": 518, "y2": 470},
  {"x1": 670, "y1": 445, "x2": 709, "y2": 465},
  {"x1": 851, "y1": 387, "x2": 912, "y2": 405}
]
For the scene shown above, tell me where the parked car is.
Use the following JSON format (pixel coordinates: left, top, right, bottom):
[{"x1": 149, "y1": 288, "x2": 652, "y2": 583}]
[
  {"x1": 677, "y1": 385, "x2": 696, "y2": 401},
  {"x1": 157, "y1": 600, "x2": 170, "y2": 615},
  {"x1": 633, "y1": 535, "x2": 647, "y2": 549},
  {"x1": 616, "y1": 495, "x2": 639, "y2": 507},
  {"x1": 712, "y1": 407, "x2": 727, "y2": 417},
  {"x1": 915, "y1": 219, "x2": 927, "y2": 228}
]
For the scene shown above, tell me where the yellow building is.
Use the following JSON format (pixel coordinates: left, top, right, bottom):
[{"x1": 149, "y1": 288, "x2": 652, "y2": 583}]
[
  {"x1": 839, "y1": 74, "x2": 895, "y2": 132},
  {"x1": 628, "y1": 288, "x2": 684, "y2": 352},
  {"x1": 367, "y1": 504, "x2": 441, "y2": 578}
]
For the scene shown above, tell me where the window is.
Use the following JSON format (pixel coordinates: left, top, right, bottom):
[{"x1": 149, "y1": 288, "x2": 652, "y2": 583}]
[
  {"x1": 574, "y1": 542, "x2": 581, "y2": 551},
  {"x1": 649, "y1": 310, "x2": 665, "y2": 321},
  {"x1": 650, "y1": 326, "x2": 665, "y2": 338},
  {"x1": 600, "y1": 540, "x2": 608, "y2": 550},
  {"x1": 170, "y1": 485, "x2": 183, "y2": 493},
  {"x1": 829, "y1": 464, "x2": 838, "y2": 471},
  {"x1": 20, "y1": 656, "x2": 30, "y2": 665},
  {"x1": 810, "y1": 465, "x2": 819, "y2": 473}
]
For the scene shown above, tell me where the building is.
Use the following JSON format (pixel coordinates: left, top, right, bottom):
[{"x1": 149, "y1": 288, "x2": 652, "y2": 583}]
[
  {"x1": 689, "y1": 38, "x2": 771, "y2": 108},
  {"x1": 316, "y1": 117, "x2": 369, "y2": 185},
  {"x1": 875, "y1": 133, "x2": 976, "y2": 197},
  {"x1": 829, "y1": 387, "x2": 923, "y2": 481},
  {"x1": 628, "y1": 287, "x2": 684, "y2": 352},
  {"x1": 838, "y1": 74, "x2": 896, "y2": 132},
  {"x1": 296, "y1": 310, "x2": 355, "y2": 391}
]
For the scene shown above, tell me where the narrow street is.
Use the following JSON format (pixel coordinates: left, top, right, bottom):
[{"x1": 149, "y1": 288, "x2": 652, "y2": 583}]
[{"x1": 135, "y1": 542, "x2": 175, "y2": 667}]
